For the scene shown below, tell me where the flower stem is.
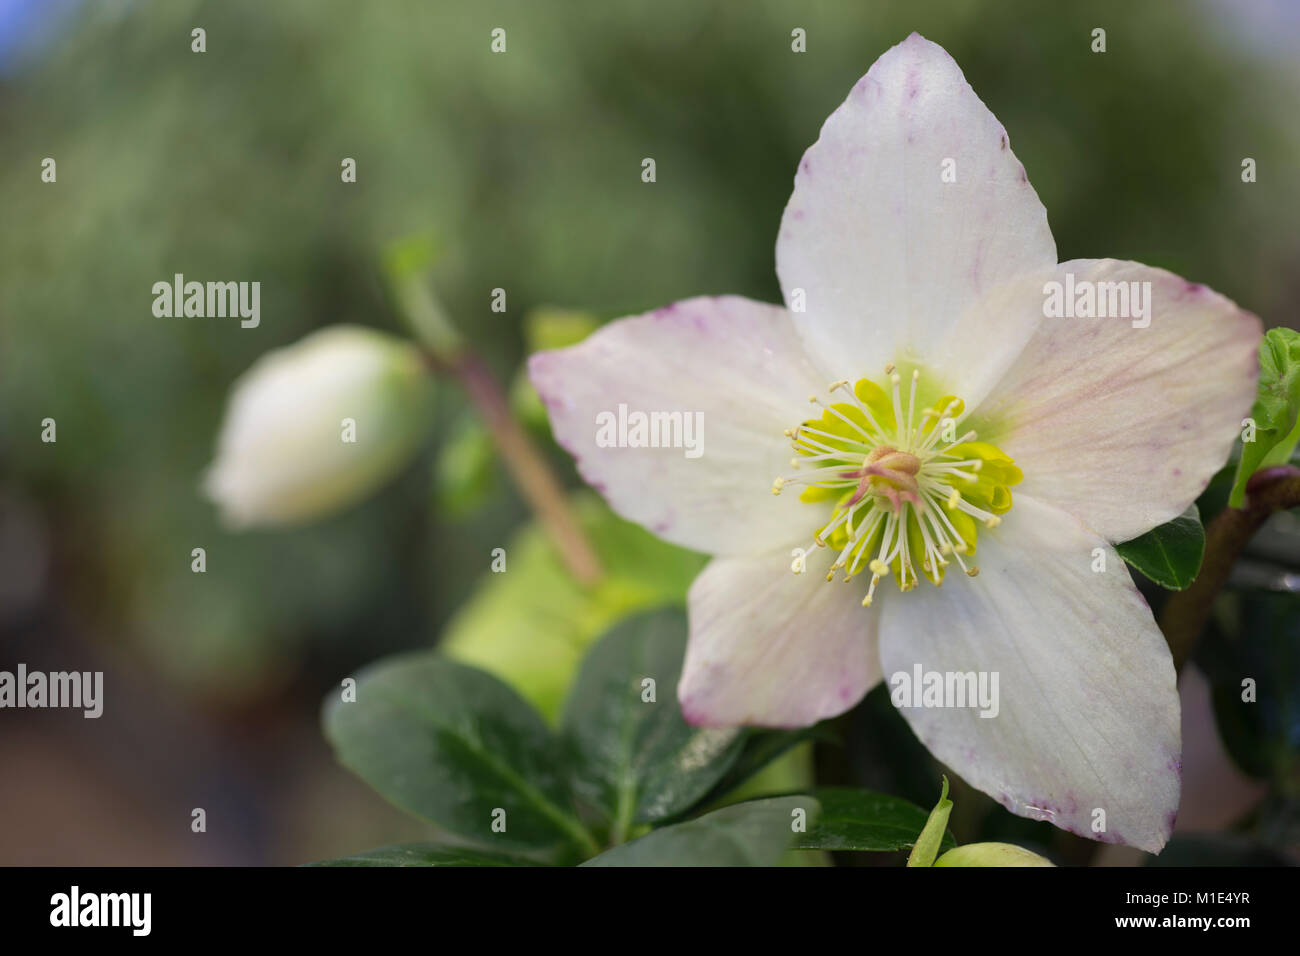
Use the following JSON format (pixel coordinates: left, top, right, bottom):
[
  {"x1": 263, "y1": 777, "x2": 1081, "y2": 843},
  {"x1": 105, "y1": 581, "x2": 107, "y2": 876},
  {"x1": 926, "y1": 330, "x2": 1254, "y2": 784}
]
[
  {"x1": 1160, "y1": 466, "x2": 1300, "y2": 670},
  {"x1": 436, "y1": 350, "x2": 603, "y2": 586},
  {"x1": 382, "y1": 245, "x2": 603, "y2": 587}
]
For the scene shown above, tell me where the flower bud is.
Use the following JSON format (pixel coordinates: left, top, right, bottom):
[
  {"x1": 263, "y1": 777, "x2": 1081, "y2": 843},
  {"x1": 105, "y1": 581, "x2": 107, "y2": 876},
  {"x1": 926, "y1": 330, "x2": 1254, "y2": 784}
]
[
  {"x1": 933, "y1": 842, "x2": 1055, "y2": 867},
  {"x1": 907, "y1": 775, "x2": 954, "y2": 867},
  {"x1": 203, "y1": 326, "x2": 433, "y2": 528}
]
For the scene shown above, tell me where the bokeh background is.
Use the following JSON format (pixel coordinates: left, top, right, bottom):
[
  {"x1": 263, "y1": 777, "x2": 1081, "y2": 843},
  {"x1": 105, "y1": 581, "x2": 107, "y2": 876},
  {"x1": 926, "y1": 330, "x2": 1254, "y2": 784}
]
[{"x1": 1, "y1": 0, "x2": 1297, "y2": 865}]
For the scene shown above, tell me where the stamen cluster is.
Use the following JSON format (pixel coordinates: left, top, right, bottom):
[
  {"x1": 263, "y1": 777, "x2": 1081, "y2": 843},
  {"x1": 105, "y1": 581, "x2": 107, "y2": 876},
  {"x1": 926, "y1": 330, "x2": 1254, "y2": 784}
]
[{"x1": 772, "y1": 364, "x2": 1022, "y2": 606}]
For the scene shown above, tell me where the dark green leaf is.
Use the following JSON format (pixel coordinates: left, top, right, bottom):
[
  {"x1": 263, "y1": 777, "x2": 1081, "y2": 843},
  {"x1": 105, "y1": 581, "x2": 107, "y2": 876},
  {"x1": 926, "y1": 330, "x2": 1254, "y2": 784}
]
[
  {"x1": 1115, "y1": 504, "x2": 1205, "y2": 590},
  {"x1": 696, "y1": 725, "x2": 837, "y2": 811},
  {"x1": 306, "y1": 843, "x2": 540, "y2": 867},
  {"x1": 851, "y1": 684, "x2": 952, "y2": 809},
  {"x1": 1230, "y1": 327, "x2": 1300, "y2": 507},
  {"x1": 323, "y1": 652, "x2": 598, "y2": 859},
  {"x1": 1198, "y1": 591, "x2": 1300, "y2": 781},
  {"x1": 1194, "y1": 461, "x2": 1238, "y2": 525},
  {"x1": 792, "y1": 786, "x2": 955, "y2": 853},
  {"x1": 562, "y1": 609, "x2": 745, "y2": 830},
  {"x1": 582, "y1": 796, "x2": 818, "y2": 867}
]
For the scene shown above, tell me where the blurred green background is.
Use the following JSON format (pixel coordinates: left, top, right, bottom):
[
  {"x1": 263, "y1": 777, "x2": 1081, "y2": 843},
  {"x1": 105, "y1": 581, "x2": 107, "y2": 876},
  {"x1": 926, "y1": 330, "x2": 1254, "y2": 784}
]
[{"x1": 1, "y1": 0, "x2": 1297, "y2": 864}]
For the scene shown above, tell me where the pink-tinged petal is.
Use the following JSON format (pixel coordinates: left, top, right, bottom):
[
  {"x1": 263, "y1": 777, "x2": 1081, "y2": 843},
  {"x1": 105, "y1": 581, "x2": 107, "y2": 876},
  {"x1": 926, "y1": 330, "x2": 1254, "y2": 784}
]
[
  {"x1": 879, "y1": 495, "x2": 1181, "y2": 853},
  {"x1": 974, "y1": 259, "x2": 1261, "y2": 543},
  {"x1": 679, "y1": 549, "x2": 881, "y2": 728},
  {"x1": 529, "y1": 296, "x2": 825, "y2": 555},
  {"x1": 775, "y1": 32, "x2": 1055, "y2": 387}
]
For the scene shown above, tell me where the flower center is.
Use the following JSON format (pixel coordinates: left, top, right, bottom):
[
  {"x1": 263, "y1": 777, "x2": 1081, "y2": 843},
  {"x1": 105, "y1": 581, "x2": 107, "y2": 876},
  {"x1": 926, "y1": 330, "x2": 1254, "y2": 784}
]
[{"x1": 772, "y1": 363, "x2": 1022, "y2": 607}]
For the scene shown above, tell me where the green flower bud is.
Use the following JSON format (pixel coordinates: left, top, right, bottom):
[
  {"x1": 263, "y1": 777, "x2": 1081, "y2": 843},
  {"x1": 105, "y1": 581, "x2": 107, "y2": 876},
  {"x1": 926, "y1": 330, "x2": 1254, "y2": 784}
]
[{"x1": 933, "y1": 842, "x2": 1055, "y2": 867}]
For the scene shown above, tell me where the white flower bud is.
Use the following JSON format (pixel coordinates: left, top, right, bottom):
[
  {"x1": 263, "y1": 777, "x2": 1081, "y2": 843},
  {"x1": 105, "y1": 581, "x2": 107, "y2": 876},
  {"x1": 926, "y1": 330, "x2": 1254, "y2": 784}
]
[{"x1": 203, "y1": 326, "x2": 433, "y2": 528}]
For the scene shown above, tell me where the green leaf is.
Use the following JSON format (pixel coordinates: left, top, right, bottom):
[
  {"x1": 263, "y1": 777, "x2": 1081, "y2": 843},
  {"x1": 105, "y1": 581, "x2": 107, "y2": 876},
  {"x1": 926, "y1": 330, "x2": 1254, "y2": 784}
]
[
  {"x1": 305, "y1": 843, "x2": 540, "y2": 867},
  {"x1": 1229, "y1": 327, "x2": 1300, "y2": 507},
  {"x1": 441, "y1": 493, "x2": 707, "y2": 721},
  {"x1": 561, "y1": 609, "x2": 744, "y2": 833},
  {"x1": 433, "y1": 413, "x2": 497, "y2": 518},
  {"x1": 907, "y1": 776, "x2": 954, "y2": 867},
  {"x1": 1115, "y1": 503, "x2": 1205, "y2": 590},
  {"x1": 322, "y1": 652, "x2": 598, "y2": 859},
  {"x1": 697, "y1": 726, "x2": 836, "y2": 811},
  {"x1": 581, "y1": 796, "x2": 818, "y2": 867},
  {"x1": 792, "y1": 786, "x2": 955, "y2": 853}
]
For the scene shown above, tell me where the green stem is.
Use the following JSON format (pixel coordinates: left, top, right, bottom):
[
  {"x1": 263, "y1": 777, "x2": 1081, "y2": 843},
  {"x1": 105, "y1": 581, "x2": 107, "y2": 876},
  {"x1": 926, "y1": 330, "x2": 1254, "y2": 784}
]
[
  {"x1": 1160, "y1": 466, "x2": 1300, "y2": 671},
  {"x1": 385, "y1": 240, "x2": 464, "y2": 357}
]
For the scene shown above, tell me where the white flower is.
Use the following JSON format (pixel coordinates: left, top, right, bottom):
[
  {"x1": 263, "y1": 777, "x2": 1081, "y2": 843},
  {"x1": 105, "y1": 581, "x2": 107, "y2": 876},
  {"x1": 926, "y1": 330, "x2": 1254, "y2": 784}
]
[
  {"x1": 529, "y1": 34, "x2": 1261, "y2": 851},
  {"x1": 204, "y1": 326, "x2": 433, "y2": 528}
]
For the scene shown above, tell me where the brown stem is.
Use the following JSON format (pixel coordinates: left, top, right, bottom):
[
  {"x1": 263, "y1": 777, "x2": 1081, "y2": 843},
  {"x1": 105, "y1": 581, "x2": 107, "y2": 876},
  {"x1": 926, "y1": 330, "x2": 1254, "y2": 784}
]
[
  {"x1": 1160, "y1": 466, "x2": 1300, "y2": 670},
  {"x1": 433, "y1": 351, "x2": 603, "y2": 587}
]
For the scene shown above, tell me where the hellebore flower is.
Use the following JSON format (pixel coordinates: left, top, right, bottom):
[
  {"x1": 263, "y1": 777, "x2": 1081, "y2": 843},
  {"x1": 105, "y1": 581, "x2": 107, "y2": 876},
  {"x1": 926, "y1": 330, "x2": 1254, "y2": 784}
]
[
  {"x1": 529, "y1": 34, "x2": 1260, "y2": 851},
  {"x1": 204, "y1": 326, "x2": 433, "y2": 528}
]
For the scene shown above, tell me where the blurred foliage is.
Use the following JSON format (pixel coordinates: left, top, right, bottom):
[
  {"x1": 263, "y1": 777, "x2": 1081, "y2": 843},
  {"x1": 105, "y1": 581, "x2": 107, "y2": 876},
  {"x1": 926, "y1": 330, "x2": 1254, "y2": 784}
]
[
  {"x1": 1, "y1": 0, "x2": 1298, "y2": 865},
  {"x1": 442, "y1": 494, "x2": 705, "y2": 721},
  {"x1": 433, "y1": 412, "x2": 497, "y2": 518},
  {"x1": 1199, "y1": 591, "x2": 1300, "y2": 782},
  {"x1": 3, "y1": 0, "x2": 1297, "y2": 701}
]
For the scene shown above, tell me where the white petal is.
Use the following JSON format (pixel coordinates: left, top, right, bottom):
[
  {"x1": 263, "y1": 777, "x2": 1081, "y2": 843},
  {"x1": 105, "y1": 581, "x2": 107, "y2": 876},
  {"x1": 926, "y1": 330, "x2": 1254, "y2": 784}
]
[
  {"x1": 775, "y1": 33, "x2": 1055, "y2": 388},
  {"x1": 529, "y1": 296, "x2": 826, "y2": 555},
  {"x1": 679, "y1": 549, "x2": 882, "y2": 728},
  {"x1": 974, "y1": 259, "x2": 1261, "y2": 542},
  {"x1": 879, "y1": 495, "x2": 1181, "y2": 853}
]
